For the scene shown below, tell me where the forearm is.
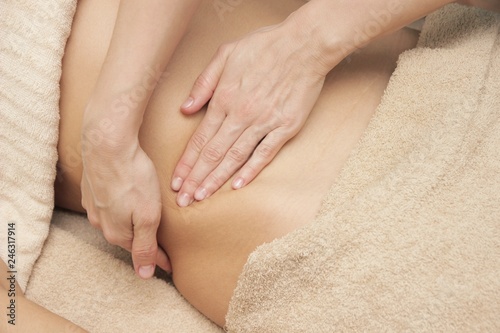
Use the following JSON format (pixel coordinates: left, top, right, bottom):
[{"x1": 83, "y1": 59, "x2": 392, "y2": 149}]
[
  {"x1": 289, "y1": 0, "x2": 455, "y2": 74},
  {"x1": 84, "y1": 0, "x2": 201, "y2": 145}
]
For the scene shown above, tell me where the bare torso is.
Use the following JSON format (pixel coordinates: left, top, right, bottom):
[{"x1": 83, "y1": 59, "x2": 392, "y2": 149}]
[{"x1": 55, "y1": 0, "x2": 418, "y2": 325}]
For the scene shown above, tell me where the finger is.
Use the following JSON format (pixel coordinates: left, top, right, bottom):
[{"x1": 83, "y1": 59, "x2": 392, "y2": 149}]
[
  {"x1": 155, "y1": 246, "x2": 172, "y2": 274},
  {"x1": 232, "y1": 129, "x2": 293, "y2": 190},
  {"x1": 181, "y1": 45, "x2": 230, "y2": 115},
  {"x1": 176, "y1": 118, "x2": 245, "y2": 206},
  {"x1": 131, "y1": 211, "x2": 161, "y2": 279},
  {"x1": 194, "y1": 125, "x2": 269, "y2": 199},
  {"x1": 171, "y1": 108, "x2": 226, "y2": 192}
]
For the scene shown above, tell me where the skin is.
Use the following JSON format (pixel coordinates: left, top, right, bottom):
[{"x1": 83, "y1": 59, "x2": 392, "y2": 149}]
[{"x1": 56, "y1": 0, "x2": 421, "y2": 326}]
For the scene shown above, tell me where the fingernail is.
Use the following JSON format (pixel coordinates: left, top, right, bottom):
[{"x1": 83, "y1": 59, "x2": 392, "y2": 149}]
[
  {"x1": 232, "y1": 177, "x2": 245, "y2": 190},
  {"x1": 181, "y1": 97, "x2": 194, "y2": 109},
  {"x1": 171, "y1": 177, "x2": 183, "y2": 191},
  {"x1": 177, "y1": 193, "x2": 191, "y2": 207},
  {"x1": 194, "y1": 187, "x2": 207, "y2": 201},
  {"x1": 139, "y1": 265, "x2": 154, "y2": 279}
]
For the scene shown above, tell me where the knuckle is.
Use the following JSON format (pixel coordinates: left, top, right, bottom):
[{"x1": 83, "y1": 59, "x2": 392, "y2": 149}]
[
  {"x1": 277, "y1": 124, "x2": 300, "y2": 141},
  {"x1": 270, "y1": 107, "x2": 301, "y2": 129},
  {"x1": 175, "y1": 160, "x2": 192, "y2": 175},
  {"x1": 206, "y1": 171, "x2": 226, "y2": 189},
  {"x1": 184, "y1": 176, "x2": 202, "y2": 190},
  {"x1": 232, "y1": 98, "x2": 257, "y2": 121},
  {"x1": 201, "y1": 144, "x2": 224, "y2": 164},
  {"x1": 212, "y1": 89, "x2": 232, "y2": 112},
  {"x1": 135, "y1": 211, "x2": 160, "y2": 229},
  {"x1": 227, "y1": 146, "x2": 248, "y2": 164},
  {"x1": 272, "y1": 113, "x2": 292, "y2": 128},
  {"x1": 194, "y1": 72, "x2": 212, "y2": 91},
  {"x1": 243, "y1": 161, "x2": 260, "y2": 178},
  {"x1": 190, "y1": 131, "x2": 209, "y2": 153},
  {"x1": 133, "y1": 243, "x2": 156, "y2": 259},
  {"x1": 244, "y1": 165, "x2": 257, "y2": 179},
  {"x1": 285, "y1": 116, "x2": 304, "y2": 133},
  {"x1": 256, "y1": 142, "x2": 276, "y2": 160},
  {"x1": 175, "y1": 156, "x2": 194, "y2": 176}
]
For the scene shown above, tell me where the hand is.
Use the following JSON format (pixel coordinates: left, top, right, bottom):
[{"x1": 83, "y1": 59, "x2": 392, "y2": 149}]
[
  {"x1": 81, "y1": 127, "x2": 170, "y2": 279},
  {"x1": 171, "y1": 20, "x2": 330, "y2": 207}
]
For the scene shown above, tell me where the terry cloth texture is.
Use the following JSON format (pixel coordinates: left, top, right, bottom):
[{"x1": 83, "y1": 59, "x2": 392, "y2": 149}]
[
  {"x1": 0, "y1": 0, "x2": 77, "y2": 290},
  {"x1": 225, "y1": 4, "x2": 500, "y2": 332},
  {"x1": 26, "y1": 210, "x2": 223, "y2": 333}
]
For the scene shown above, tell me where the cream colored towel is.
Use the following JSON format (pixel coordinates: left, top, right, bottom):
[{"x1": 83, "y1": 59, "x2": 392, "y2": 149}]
[
  {"x1": 226, "y1": 5, "x2": 500, "y2": 332},
  {"x1": 0, "y1": 0, "x2": 77, "y2": 290},
  {"x1": 26, "y1": 210, "x2": 223, "y2": 333}
]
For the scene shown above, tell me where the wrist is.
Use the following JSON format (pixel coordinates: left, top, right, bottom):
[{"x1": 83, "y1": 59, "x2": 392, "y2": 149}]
[
  {"x1": 282, "y1": 4, "x2": 342, "y2": 76},
  {"x1": 293, "y1": 0, "x2": 456, "y2": 73},
  {"x1": 84, "y1": 61, "x2": 162, "y2": 136},
  {"x1": 82, "y1": 99, "x2": 141, "y2": 157},
  {"x1": 285, "y1": 0, "x2": 358, "y2": 75}
]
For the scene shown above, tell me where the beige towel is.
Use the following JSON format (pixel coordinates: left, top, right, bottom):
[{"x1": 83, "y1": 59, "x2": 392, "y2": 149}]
[
  {"x1": 26, "y1": 210, "x2": 223, "y2": 333},
  {"x1": 226, "y1": 4, "x2": 500, "y2": 332},
  {"x1": 0, "y1": 0, "x2": 76, "y2": 290}
]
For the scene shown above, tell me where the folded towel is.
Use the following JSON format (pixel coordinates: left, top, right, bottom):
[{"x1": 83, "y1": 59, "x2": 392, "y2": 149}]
[
  {"x1": 26, "y1": 210, "x2": 223, "y2": 332},
  {"x1": 0, "y1": 0, "x2": 77, "y2": 290},
  {"x1": 226, "y1": 4, "x2": 500, "y2": 332}
]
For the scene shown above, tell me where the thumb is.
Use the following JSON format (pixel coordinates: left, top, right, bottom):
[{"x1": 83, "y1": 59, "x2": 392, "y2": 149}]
[
  {"x1": 131, "y1": 216, "x2": 160, "y2": 279},
  {"x1": 181, "y1": 45, "x2": 230, "y2": 115}
]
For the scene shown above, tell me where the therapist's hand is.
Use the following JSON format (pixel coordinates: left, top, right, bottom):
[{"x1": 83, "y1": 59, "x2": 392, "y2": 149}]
[
  {"x1": 81, "y1": 124, "x2": 171, "y2": 278},
  {"x1": 171, "y1": 21, "x2": 331, "y2": 207}
]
